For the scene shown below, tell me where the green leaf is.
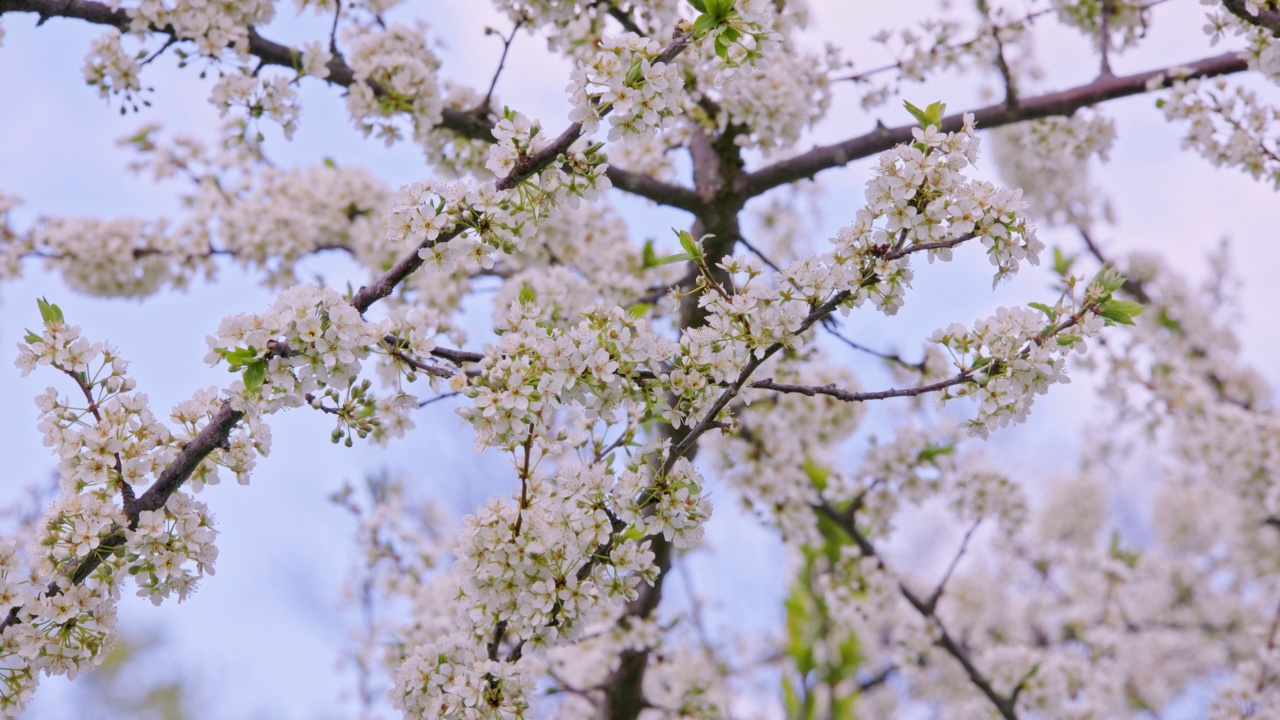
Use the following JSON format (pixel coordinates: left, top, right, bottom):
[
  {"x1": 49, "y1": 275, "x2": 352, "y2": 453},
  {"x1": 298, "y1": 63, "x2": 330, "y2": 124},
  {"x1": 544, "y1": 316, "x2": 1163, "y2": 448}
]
[
  {"x1": 518, "y1": 284, "x2": 537, "y2": 304},
  {"x1": 1098, "y1": 298, "x2": 1144, "y2": 326},
  {"x1": 1090, "y1": 266, "x2": 1127, "y2": 294},
  {"x1": 1157, "y1": 308, "x2": 1182, "y2": 332},
  {"x1": 626, "y1": 303, "x2": 653, "y2": 319},
  {"x1": 24, "y1": 331, "x2": 42, "y2": 345},
  {"x1": 641, "y1": 239, "x2": 658, "y2": 268},
  {"x1": 1052, "y1": 246, "x2": 1074, "y2": 276},
  {"x1": 904, "y1": 99, "x2": 946, "y2": 129},
  {"x1": 687, "y1": 0, "x2": 707, "y2": 12},
  {"x1": 925, "y1": 100, "x2": 946, "y2": 125},
  {"x1": 1028, "y1": 302, "x2": 1058, "y2": 320},
  {"x1": 222, "y1": 347, "x2": 259, "y2": 367},
  {"x1": 625, "y1": 58, "x2": 645, "y2": 86},
  {"x1": 675, "y1": 229, "x2": 706, "y2": 263},
  {"x1": 801, "y1": 459, "x2": 830, "y2": 491},
  {"x1": 692, "y1": 13, "x2": 718, "y2": 36},
  {"x1": 36, "y1": 297, "x2": 64, "y2": 327},
  {"x1": 323, "y1": 157, "x2": 338, "y2": 168},
  {"x1": 706, "y1": 0, "x2": 734, "y2": 18},
  {"x1": 714, "y1": 33, "x2": 731, "y2": 59},
  {"x1": 918, "y1": 442, "x2": 955, "y2": 464},
  {"x1": 243, "y1": 360, "x2": 266, "y2": 391},
  {"x1": 903, "y1": 100, "x2": 930, "y2": 128}
]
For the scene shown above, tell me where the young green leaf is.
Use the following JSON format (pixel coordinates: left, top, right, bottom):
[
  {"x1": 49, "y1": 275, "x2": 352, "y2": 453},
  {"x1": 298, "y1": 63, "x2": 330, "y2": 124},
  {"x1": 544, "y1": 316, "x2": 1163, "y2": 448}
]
[
  {"x1": 1052, "y1": 246, "x2": 1074, "y2": 276},
  {"x1": 37, "y1": 297, "x2": 64, "y2": 327},
  {"x1": 903, "y1": 100, "x2": 930, "y2": 128},
  {"x1": 243, "y1": 360, "x2": 266, "y2": 391},
  {"x1": 1098, "y1": 298, "x2": 1144, "y2": 326}
]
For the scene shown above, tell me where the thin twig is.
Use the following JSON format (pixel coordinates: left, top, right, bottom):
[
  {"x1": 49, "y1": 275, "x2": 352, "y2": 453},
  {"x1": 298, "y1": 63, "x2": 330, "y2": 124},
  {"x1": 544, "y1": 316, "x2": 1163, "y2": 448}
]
[{"x1": 481, "y1": 19, "x2": 524, "y2": 115}]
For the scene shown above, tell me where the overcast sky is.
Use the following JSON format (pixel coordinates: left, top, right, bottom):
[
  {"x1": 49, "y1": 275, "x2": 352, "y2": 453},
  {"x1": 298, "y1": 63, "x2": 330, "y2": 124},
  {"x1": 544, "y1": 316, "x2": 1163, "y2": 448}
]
[{"x1": 1, "y1": 2, "x2": 1277, "y2": 718}]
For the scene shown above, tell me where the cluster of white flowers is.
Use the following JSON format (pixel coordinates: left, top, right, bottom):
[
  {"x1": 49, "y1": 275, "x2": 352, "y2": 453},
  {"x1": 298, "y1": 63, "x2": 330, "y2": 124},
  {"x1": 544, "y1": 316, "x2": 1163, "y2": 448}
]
[
  {"x1": 5, "y1": 133, "x2": 394, "y2": 297},
  {"x1": 1052, "y1": 0, "x2": 1151, "y2": 49},
  {"x1": 299, "y1": 40, "x2": 333, "y2": 80},
  {"x1": 24, "y1": 216, "x2": 197, "y2": 298},
  {"x1": 205, "y1": 284, "x2": 389, "y2": 412},
  {"x1": 458, "y1": 300, "x2": 676, "y2": 454},
  {"x1": 928, "y1": 301, "x2": 1099, "y2": 438},
  {"x1": 345, "y1": 24, "x2": 444, "y2": 147},
  {"x1": 993, "y1": 110, "x2": 1117, "y2": 228},
  {"x1": 391, "y1": 139, "x2": 613, "y2": 266},
  {"x1": 777, "y1": 116, "x2": 1042, "y2": 321},
  {"x1": 81, "y1": 30, "x2": 142, "y2": 105},
  {"x1": 696, "y1": 39, "x2": 840, "y2": 151},
  {"x1": 123, "y1": 0, "x2": 276, "y2": 58},
  {"x1": 1203, "y1": 0, "x2": 1280, "y2": 82},
  {"x1": 209, "y1": 71, "x2": 302, "y2": 141},
  {"x1": 494, "y1": 203, "x2": 675, "y2": 330},
  {"x1": 1157, "y1": 76, "x2": 1280, "y2": 190},
  {"x1": 0, "y1": 306, "x2": 279, "y2": 716},
  {"x1": 567, "y1": 32, "x2": 686, "y2": 141},
  {"x1": 421, "y1": 82, "x2": 499, "y2": 178},
  {"x1": 125, "y1": 493, "x2": 218, "y2": 605}
]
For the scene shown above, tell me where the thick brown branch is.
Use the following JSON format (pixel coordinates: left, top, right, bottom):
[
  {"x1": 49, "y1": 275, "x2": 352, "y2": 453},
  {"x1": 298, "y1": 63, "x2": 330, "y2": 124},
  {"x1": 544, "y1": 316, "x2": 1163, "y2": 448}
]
[
  {"x1": 743, "y1": 52, "x2": 1248, "y2": 197},
  {"x1": 1222, "y1": 0, "x2": 1280, "y2": 36},
  {"x1": 133, "y1": 401, "x2": 244, "y2": 514},
  {"x1": 605, "y1": 166, "x2": 701, "y2": 212}
]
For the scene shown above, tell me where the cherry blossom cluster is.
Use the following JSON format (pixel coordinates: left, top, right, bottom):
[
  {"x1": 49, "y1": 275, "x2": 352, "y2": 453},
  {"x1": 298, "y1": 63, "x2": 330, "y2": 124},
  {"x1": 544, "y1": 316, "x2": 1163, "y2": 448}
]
[
  {"x1": 209, "y1": 71, "x2": 302, "y2": 141},
  {"x1": 421, "y1": 82, "x2": 500, "y2": 179},
  {"x1": 1204, "y1": 0, "x2": 1280, "y2": 82},
  {"x1": 1157, "y1": 76, "x2": 1280, "y2": 190},
  {"x1": 860, "y1": 17, "x2": 970, "y2": 109},
  {"x1": 81, "y1": 30, "x2": 143, "y2": 106},
  {"x1": 659, "y1": 253, "x2": 816, "y2": 430},
  {"x1": 992, "y1": 110, "x2": 1117, "y2": 228},
  {"x1": 927, "y1": 289, "x2": 1107, "y2": 440},
  {"x1": 391, "y1": 446, "x2": 712, "y2": 715},
  {"x1": 1, "y1": 305, "x2": 269, "y2": 717},
  {"x1": 495, "y1": 202, "x2": 677, "y2": 329},
  {"x1": 1052, "y1": 0, "x2": 1151, "y2": 50},
  {"x1": 695, "y1": 35, "x2": 840, "y2": 151},
  {"x1": 2, "y1": 128, "x2": 394, "y2": 297},
  {"x1": 391, "y1": 134, "x2": 613, "y2": 269},
  {"x1": 205, "y1": 284, "x2": 390, "y2": 413},
  {"x1": 567, "y1": 32, "x2": 686, "y2": 141},
  {"x1": 122, "y1": 0, "x2": 274, "y2": 57},
  {"x1": 457, "y1": 299, "x2": 676, "y2": 454},
  {"x1": 778, "y1": 115, "x2": 1042, "y2": 319},
  {"x1": 345, "y1": 24, "x2": 445, "y2": 147}
]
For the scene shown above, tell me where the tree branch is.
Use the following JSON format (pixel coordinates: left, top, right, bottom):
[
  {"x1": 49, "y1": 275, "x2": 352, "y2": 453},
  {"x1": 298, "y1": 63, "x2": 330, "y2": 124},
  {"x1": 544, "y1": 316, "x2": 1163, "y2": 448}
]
[
  {"x1": 1222, "y1": 0, "x2": 1280, "y2": 36},
  {"x1": 742, "y1": 51, "x2": 1248, "y2": 197},
  {"x1": 0, "y1": 0, "x2": 703, "y2": 211},
  {"x1": 815, "y1": 502, "x2": 1021, "y2": 720},
  {"x1": 750, "y1": 371, "x2": 975, "y2": 403}
]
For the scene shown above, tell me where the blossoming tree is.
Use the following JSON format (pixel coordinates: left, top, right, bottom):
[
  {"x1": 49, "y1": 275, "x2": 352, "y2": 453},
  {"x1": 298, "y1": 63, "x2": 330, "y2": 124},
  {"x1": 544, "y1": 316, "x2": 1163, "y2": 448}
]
[{"x1": 0, "y1": 0, "x2": 1278, "y2": 717}]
